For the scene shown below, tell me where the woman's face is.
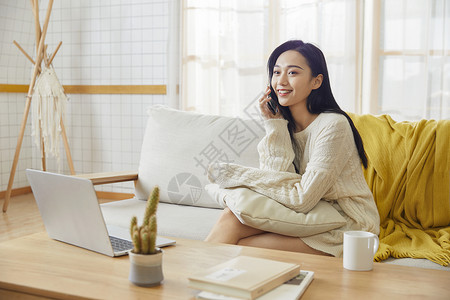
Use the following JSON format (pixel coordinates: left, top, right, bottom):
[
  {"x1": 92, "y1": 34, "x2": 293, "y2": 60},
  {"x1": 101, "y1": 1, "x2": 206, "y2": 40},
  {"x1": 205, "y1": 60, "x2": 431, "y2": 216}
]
[{"x1": 271, "y1": 50, "x2": 322, "y2": 109}]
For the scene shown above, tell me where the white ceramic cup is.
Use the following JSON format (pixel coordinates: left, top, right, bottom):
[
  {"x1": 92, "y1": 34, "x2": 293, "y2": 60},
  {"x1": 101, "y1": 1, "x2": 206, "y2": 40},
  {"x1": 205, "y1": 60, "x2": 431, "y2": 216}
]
[{"x1": 343, "y1": 231, "x2": 379, "y2": 271}]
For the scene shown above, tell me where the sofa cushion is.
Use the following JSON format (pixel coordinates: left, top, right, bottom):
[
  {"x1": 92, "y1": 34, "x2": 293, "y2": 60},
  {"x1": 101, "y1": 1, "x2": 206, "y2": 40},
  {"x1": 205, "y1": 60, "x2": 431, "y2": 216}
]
[
  {"x1": 206, "y1": 184, "x2": 346, "y2": 237},
  {"x1": 135, "y1": 105, "x2": 265, "y2": 208},
  {"x1": 101, "y1": 199, "x2": 223, "y2": 240},
  {"x1": 382, "y1": 257, "x2": 450, "y2": 271}
]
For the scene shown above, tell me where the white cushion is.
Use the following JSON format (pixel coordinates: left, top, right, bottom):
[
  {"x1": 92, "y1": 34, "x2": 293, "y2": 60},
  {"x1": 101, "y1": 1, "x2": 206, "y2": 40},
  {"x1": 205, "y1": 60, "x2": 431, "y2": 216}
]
[
  {"x1": 101, "y1": 199, "x2": 223, "y2": 240},
  {"x1": 206, "y1": 184, "x2": 347, "y2": 237},
  {"x1": 135, "y1": 105, "x2": 265, "y2": 208}
]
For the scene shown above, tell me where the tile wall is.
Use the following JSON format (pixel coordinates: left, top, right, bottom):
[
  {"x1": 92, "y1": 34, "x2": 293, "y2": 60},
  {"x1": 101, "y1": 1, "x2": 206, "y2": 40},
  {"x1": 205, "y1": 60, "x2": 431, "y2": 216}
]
[
  {"x1": 0, "y1": 1, "x2": 35, "y2": 190},
  {"x1": 0, "y1": 0, "x2": 171, "y2": 194}
]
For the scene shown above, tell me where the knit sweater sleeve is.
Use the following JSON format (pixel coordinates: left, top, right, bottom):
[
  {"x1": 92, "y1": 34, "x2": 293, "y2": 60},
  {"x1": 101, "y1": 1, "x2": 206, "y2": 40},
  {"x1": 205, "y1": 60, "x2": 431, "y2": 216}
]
[{"x1": 257, "y1": 119, "x2": 296, "y2": 173}]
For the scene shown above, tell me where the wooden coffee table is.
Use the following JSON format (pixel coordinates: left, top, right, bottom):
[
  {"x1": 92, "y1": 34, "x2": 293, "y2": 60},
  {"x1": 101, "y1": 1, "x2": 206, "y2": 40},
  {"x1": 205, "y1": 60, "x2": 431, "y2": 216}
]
[{"x1": 0, "y1": 232, "x2": 449, "y2": 299}]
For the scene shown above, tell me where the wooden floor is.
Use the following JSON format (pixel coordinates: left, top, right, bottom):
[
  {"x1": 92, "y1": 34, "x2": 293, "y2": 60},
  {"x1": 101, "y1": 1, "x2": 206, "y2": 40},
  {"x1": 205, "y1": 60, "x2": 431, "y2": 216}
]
[
  {"x1": 0, "y1": 193, "x2": 114, "y2": 243},
  {"x1": 0, "y1": 193, "x2": 45, "y2": 243}
]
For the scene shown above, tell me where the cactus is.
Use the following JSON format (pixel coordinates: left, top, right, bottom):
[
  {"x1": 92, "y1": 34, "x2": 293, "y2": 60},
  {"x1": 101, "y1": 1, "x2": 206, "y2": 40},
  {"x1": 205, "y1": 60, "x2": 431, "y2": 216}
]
[{"x1": 130, "y1": 186, "x2": 159, "y2": 254}]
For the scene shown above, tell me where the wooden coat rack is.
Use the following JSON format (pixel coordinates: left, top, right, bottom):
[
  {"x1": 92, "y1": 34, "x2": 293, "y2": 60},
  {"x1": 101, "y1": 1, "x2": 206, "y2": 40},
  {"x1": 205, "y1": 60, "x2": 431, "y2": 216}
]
[{"x1": 3, "y1": 0, "x2": 75, "y2": 212}]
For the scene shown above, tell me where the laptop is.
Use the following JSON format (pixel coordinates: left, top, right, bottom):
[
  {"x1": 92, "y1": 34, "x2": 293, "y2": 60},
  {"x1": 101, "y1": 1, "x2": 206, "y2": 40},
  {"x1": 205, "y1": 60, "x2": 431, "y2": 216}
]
[{"x1": 26, "y1": 169, "x2": 176, "y2": 257}]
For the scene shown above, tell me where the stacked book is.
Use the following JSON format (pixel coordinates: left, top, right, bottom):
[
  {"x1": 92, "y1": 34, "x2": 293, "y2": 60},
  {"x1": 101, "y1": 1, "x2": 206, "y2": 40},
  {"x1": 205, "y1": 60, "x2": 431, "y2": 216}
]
[{"x1": 188, "y1": 256, "x2": 314, "y2": 300}]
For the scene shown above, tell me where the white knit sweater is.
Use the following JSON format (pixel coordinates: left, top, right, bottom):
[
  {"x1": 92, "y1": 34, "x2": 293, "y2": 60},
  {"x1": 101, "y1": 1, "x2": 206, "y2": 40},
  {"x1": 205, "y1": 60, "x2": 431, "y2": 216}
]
[{"x1": 210, "y1": 113, "x2": 380, "y2": 257}]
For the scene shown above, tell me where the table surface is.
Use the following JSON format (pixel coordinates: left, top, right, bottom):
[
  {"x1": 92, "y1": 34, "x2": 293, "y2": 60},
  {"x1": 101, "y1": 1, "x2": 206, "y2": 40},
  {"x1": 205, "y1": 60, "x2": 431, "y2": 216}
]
[{"x1": 0, "y1": 232, "x2": 449, "y2": 300}]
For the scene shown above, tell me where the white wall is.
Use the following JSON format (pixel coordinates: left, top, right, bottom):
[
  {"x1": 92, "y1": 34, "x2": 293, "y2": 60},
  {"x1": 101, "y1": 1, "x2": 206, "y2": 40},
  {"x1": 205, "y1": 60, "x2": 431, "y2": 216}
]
[{"x1": 0, "y1": 0, "x2": 171, "y2": 194}]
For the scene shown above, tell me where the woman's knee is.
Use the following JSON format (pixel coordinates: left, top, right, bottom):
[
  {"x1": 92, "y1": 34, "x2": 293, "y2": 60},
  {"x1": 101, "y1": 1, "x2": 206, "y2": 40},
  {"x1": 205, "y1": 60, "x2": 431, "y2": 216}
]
[
  {"x1": 205, "y1": 208, "x2": 244, "y2": 244},
  {"x1": 213, "y1": 208, "x2": 264, "y2": 241},
  {"x1": 217, "y1": 207, "x2": 240, "y2": 227}
]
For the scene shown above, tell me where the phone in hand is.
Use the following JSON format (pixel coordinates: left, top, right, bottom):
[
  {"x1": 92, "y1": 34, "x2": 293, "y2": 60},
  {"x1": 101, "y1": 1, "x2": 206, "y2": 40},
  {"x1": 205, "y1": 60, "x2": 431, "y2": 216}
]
[
  {"x1": 266, "y1": 88, "x2": 278, "y2": 115},
  {"x1": 267, "y1": 99, "x2": 277, "y2": 115}
]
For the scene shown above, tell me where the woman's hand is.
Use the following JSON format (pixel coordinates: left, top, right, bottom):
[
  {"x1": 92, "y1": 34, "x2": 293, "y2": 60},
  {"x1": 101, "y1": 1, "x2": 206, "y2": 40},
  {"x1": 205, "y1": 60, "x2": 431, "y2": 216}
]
[{"x1": 259, "y1": 85, "x2": 283, "y2": 120}]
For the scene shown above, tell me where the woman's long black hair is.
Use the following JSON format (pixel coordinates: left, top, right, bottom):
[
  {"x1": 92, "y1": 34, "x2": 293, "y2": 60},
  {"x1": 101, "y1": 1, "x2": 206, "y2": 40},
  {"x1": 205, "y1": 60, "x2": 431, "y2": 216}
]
[{"x1": 267, "y1": 40, "x2": 368, "y2": 169}]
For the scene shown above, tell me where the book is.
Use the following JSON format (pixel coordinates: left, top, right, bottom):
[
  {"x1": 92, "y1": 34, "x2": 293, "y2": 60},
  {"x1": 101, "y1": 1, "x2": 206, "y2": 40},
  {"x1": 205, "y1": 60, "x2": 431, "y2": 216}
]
[
  {"x1": 196, "y1": 270, "x2": 314, "y2": 300},
  {"x1": 188, "y1": 256, "x2": 301, "y2": 300}
]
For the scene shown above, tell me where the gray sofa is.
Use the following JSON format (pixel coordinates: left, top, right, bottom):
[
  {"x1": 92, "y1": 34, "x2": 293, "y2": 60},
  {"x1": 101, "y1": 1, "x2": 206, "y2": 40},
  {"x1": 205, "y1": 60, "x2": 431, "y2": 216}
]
[{"x1": 97, "y1": 105, "x2": 449, "y2": 271}]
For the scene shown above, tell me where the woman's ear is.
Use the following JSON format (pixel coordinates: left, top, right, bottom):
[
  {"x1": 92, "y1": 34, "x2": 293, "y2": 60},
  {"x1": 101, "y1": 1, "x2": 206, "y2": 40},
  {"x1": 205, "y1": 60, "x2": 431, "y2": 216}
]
[{"x1": 312, "y1": 74, "x2": 323, "y2": 90}]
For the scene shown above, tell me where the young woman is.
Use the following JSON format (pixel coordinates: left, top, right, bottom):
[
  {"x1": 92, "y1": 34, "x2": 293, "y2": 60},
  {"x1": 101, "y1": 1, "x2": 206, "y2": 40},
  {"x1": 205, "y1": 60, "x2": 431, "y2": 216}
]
[{"x1": 205, "y1": 40, "x2": 380, "y2": 257}]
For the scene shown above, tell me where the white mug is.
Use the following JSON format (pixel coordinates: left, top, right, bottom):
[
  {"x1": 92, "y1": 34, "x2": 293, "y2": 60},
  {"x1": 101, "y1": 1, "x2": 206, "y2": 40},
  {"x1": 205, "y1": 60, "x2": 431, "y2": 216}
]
[{"x1": 343, "y1": 231, "x2": 379, "y2": 271}]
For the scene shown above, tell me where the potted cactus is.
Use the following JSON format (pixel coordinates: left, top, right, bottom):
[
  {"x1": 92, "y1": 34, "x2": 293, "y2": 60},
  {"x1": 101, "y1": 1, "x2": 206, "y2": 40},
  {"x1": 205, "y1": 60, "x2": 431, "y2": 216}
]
[{"x1": 128, "y1": 186, "x2": 164, "y2": 287}]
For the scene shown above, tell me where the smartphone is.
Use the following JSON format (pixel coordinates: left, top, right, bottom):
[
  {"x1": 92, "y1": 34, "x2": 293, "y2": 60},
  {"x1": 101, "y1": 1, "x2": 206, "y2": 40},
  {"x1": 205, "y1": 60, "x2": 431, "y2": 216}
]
[
  {"x1": 267, "y1": 99, "x2": 277, "y2": 115},
  {"x1": 266, "y1": 88, "x2": 278, "y2": 115}
]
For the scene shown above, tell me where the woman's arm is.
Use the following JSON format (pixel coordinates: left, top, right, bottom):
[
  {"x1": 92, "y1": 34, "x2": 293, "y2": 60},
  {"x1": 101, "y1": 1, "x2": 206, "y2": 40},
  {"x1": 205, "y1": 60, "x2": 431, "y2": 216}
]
[{"x1": 257, "y1": 119, "x2": 296, "y2": 173}]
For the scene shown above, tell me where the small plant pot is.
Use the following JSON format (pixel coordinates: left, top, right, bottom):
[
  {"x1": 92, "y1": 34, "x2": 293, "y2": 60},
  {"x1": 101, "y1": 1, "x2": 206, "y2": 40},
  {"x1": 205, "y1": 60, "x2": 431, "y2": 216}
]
[{"x1": 128, "y1": 249, "x2": 164, "y2": 287}]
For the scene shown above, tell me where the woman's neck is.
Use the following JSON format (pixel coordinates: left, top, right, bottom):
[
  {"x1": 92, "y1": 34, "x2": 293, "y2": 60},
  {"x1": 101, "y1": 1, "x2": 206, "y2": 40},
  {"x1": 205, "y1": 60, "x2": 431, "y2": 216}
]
[{"x1": 290, "y1": 104, "x2": 318, "y2": 132}]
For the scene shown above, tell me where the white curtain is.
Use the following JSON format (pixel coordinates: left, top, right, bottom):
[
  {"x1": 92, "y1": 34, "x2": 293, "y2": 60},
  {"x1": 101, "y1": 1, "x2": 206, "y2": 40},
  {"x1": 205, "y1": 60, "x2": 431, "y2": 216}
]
[
  {"x1": 180, "y1": 0, "x2": 449, "y2": 121},
  {"x1": 378, "y1": 0, "x2": 449, "y2": 121},
  {"x1": 181, "y1": 0, "x2": 360, "y2": 118}
]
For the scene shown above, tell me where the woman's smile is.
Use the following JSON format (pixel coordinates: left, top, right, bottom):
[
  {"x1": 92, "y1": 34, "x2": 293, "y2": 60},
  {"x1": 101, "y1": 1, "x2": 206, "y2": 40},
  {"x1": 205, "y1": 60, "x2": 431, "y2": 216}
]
[{"x1": 277, "y1": 89, "x2": 292, "y2": 97}]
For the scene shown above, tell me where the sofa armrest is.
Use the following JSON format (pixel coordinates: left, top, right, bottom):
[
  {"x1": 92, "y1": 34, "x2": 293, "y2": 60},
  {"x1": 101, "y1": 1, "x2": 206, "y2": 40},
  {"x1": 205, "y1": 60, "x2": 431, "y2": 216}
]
[{"x1": 74, "y1": 171, "x2": 138, "y2": 185}]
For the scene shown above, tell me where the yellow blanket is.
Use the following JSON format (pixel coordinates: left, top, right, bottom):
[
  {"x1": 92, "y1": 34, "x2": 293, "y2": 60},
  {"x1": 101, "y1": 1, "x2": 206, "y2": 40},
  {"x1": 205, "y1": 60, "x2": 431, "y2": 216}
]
[{"x1": 348, "y1": 113, "x2": 450, "y2": 266}]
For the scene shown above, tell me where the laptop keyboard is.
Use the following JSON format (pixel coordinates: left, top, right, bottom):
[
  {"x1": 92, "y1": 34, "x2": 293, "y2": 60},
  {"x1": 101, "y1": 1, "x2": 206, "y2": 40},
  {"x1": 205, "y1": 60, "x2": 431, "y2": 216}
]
[{"x1": 109, "y1": 236, "x2": 133, "y2": 252}]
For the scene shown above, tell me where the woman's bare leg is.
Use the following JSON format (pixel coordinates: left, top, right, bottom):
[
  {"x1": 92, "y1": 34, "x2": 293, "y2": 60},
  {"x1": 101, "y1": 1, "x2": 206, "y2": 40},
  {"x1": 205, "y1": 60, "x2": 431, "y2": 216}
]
[
  {"x1": 205, "y1": 207, "x2": 264, "y2": 244},
  {"x1": 238, "y1": 233, "x2": 332, "y2": 256},
  {"x1": 206, "y1": 208, "x2": 332, "y2": 256}
]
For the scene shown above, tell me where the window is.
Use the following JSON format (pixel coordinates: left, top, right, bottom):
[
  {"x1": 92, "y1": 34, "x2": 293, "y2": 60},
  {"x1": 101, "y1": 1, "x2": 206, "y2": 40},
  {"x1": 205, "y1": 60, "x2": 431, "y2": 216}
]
[{"x1": 363, "y1": 0, "x2": 449, "y2": 120}]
